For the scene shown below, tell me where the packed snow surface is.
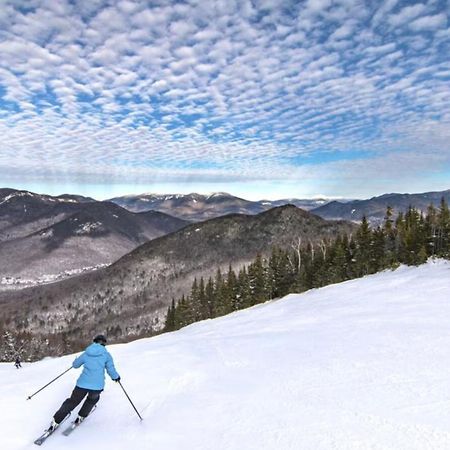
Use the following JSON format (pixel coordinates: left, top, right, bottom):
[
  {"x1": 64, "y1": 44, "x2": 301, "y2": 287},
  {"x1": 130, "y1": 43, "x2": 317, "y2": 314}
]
[{"x1": 2, "y1": 260, "x2": 450, "y2": 449}]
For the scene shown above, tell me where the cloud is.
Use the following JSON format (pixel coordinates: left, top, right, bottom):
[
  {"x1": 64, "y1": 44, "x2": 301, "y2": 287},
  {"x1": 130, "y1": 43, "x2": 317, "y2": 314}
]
[
  {"x1": 0, "y1": 0, "x2": 448, "y2": 198},
  {"x1": 409, "y1": 13, "x2": 447, "y2": 31},
  {"x1": 371, "y1": 0, "x2": 399, "y2": 27},
  {"x1": 388, "y1": 3, "x2": 427, "y2": 27}
]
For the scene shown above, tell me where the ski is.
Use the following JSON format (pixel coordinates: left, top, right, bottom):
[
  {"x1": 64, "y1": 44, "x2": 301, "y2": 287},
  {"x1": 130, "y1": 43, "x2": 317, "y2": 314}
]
[
  {"x1": 34, "y1": 413, "x2": 70, "y2": 446},
  {"x1": 62, "y1": 405, "x2": 97, "y2": 436}
]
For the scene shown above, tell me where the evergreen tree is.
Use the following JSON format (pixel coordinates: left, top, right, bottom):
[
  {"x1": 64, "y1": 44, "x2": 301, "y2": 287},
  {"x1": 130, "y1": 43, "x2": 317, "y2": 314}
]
[
  {"x1": 164, "y1": 299, "x2": 176, "y2": 331},
  {"x1": 384, "y1": 206, "x2": 394, "y2": 233},
  {"x1": 425, "y1": 204, "x2": 438, "y2": 257},
  {"x1": 371, "y1": 227, "x2": 387, "y2": 271},
  {"x1": 174, "y1": 295, "x2": 192, "y2": 329},
  {"x1": 237, "y1": 267, "x2": 251, "y2": 309},
  {"x1": 189, "y1": 278, "x2": 202, "y2": 321},
  {"x1": 3, "y1": 331, "x2": 17, "y2": 361},
  {"x1": 327, "y1": 235, "x2": 348, "y2": 283},
  {"x1": 226, "y1": 266, "x2": 239, "y2": 311},
  {"x1": 198, "y1": 277, "x2": 208, "y2": 320},
  {"x1": 383, "y1": 206, "x2": 397, "y2": 266},
  {"x1": 248, "y1": 254, "x2": 268, "y2": 305},
  {"x1": 214, "y1": 268, "x2": 229, "y2": 317},
  {"x1": 437, "y1": 197, "x2": 450, "y2": 257},
  {"x1": 205, "y1": 277, "x2": 215, "y2": 318},
  {"x1": 401, "y1": 207, "x2": 426, "y2": 265},
  {"x1": 354, "y1": 216, "x2": 372, "y2": 276}
]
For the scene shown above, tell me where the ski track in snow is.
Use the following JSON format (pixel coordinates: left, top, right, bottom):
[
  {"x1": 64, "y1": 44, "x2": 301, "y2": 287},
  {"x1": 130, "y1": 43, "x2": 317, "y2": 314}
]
[{"x1": 1, "y1": 260, "x2": 450, "y2": 449}]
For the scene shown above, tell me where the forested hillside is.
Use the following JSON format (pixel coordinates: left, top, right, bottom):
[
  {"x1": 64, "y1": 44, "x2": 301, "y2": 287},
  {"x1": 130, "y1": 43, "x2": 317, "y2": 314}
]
[{"x1": 166, "y1": 200, "x2": 450, "y2": 331}]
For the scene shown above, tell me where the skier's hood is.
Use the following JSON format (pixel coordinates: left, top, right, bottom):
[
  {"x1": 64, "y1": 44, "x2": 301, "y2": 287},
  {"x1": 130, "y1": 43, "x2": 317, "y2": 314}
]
[{"x1": 85, "y1": 342, "x2": 107, "y2": 357}]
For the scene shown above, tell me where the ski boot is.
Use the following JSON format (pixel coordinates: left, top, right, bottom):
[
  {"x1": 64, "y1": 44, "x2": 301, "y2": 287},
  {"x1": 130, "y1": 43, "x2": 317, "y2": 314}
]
[
  {"x1": 74, "y1": 415, "x2": 85, "y2": 425},
  {"x1": 47, "y1": 418, "x2": 59, "y2": 432}
]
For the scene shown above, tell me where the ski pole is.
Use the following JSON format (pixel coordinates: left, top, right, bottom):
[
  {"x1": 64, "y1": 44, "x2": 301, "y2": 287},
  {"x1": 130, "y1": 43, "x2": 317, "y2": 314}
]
[
  {"x1": 27, "y1": 367, "x2": 72, "y2": 400},
  {"x1": 118, "y1": 380, "x2": 143, "y2": 420}
]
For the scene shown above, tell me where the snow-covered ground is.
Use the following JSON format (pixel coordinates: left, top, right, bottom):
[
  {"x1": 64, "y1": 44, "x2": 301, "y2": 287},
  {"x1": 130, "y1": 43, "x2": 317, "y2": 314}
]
[{"x1": 2, "y1": 260, "x2": 450, "y2": 449}]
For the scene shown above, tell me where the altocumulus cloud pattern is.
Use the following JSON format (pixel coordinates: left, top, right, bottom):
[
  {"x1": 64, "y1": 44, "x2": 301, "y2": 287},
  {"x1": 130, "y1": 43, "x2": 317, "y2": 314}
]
[{"x1": 0, "y1": 0, "x2": 449, "y2": 196}]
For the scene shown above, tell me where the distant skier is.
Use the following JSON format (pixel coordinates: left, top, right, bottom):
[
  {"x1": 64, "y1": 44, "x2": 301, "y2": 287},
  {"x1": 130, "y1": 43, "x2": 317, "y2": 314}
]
[
  {"x1": 47, "y1": 334, "x2": 120, "y2": 431},
  {"x1": 14, "y1": 356, "x2": 22, "y2": 369}
]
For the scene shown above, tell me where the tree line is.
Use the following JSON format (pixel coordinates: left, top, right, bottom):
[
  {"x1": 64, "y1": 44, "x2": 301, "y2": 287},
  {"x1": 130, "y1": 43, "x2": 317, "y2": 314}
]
[
  {"x1": 164, "y1": 200, "x2": 450, "y2": 332},
  {"x1": 2, "y1": 200, "x2": 449, "y2": 361}
]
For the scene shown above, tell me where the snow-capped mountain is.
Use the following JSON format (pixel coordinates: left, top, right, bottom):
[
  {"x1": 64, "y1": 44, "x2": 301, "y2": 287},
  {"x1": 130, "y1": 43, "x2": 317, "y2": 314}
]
[
  {"x1": 1, "y1": 260, "x2": 449, "y2": 449},
  {"x1": 0, "y1": 188, "x2": 95, "y2": 242},
  {"x1": 260, "y1": 197, "x2": 331, "y2": 210},
  {"x1": 312, "y1": 189, "x2": 450, "y2": 223},
  {"x1": 110, "y1": 189, "x2": 450, "y2": 224},
  {"x1": 108, "y1": 192, "x2": 268, "y2": 220},
  {"x1": 0, "y1": 189, "x2": 188, "y2": 285},
  {"x1": 108, "y1": 192, "x2": 332, "y2": 220}
]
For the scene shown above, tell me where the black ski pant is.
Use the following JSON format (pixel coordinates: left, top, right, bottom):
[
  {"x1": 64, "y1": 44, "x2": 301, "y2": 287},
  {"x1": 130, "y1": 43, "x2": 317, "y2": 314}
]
[{"x1": 54, "y1": 386, "x2": 102, "y2": 423}]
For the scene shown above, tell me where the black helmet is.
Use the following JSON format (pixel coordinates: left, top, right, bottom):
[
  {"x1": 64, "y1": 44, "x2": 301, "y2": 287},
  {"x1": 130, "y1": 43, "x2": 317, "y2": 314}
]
[{"x1": 93, "y1": 334, "x2": 107, "y2": 345}]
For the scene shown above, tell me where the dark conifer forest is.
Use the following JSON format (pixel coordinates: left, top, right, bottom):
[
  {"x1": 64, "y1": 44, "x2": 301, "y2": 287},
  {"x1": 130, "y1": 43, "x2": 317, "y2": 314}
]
[{"x1": 164, "y1": 201, "x2": 450, "y2": 332}]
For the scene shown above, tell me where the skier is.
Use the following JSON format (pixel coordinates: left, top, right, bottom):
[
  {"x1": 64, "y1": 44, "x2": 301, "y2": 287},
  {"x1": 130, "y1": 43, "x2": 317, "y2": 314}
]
[
  {"x1": 47, "y1": 334, "x2": 120, "y2": 431},
  {"x1": 14, "y1": 356, "x2": 22, "y2": 369}
]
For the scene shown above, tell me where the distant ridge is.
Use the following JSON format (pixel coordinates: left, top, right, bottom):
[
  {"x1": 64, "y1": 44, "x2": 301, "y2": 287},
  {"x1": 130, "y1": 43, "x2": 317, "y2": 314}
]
[
  {"x1": 108, "y1": 191, "x2": 331, "y2": 220},
  {"x1": 312, "y1": 189, "x2": 450, "y2": 223}
]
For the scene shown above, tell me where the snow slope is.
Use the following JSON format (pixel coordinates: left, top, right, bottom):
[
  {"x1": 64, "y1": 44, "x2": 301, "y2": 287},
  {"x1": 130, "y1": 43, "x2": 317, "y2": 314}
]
[{"x1": 2, "y1": 260, "x2": 450, "y2": 450}]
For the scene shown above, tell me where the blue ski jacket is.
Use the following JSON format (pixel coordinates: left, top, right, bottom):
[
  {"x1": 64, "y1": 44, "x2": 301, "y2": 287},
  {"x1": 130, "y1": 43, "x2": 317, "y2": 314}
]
[{"x1": 72, "y1": 343, "x2": 120, "y2": 390}]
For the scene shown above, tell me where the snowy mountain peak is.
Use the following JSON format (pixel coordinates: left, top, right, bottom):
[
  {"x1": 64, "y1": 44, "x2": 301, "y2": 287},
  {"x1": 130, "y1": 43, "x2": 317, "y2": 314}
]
[
  {"x1": 0, "y1": 189, "x2": 89, "y2": 207},
  {"x1": 206, "y1": 192, "x2": 232, "y2": 199},
  {"x1": 0, "y1": 190, "x2": 35, "y2": 205}
]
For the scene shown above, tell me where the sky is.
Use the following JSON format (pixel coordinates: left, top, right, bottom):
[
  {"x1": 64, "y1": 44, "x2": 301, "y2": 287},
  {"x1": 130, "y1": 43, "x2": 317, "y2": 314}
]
[{"x1": 0, "y1": 0, "x2": 449, "y2": 201}]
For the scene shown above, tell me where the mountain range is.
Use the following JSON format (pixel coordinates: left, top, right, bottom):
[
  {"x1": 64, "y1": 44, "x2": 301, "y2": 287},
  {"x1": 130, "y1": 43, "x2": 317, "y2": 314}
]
[
  {"x1": 0, "y1": 205, "x2": 355, "y2": 353},
  {"x1": 312, "y1": 190, "x2": 450, "y2": 223},
  {"x1": 0, "y1": 189, "x2": 188, "y2": 286},
  {"x1": 108, "y1": 192, "x2": 330, "y2": 220},
  {"x1": 1, "y1": 185, "x2": 448, "y2": 355},
  {"x1": 1, "y1": 187, "x2": 448, "y2": 286},
  {"x1": 109, "y1": 189, "x2": 450, "y2": 223}
]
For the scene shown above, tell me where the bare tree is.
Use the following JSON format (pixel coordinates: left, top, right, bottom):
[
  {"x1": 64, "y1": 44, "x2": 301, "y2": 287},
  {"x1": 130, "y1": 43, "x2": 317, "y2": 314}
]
[
  {"x1": 309, "y1": 239, "x2": 315, "y2": 262},
  {"x1": 319, "y1": 239, "x2": 327, "y2": 260},
  {"x1": 290, "y1": 237, "x2": 302, "y2": 272}
]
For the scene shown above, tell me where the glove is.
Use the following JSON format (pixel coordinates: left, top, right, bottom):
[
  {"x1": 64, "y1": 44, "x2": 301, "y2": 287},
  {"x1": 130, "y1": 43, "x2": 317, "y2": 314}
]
[{"x1": 113, "y1": 376, "x2": 121, "y2": 382}]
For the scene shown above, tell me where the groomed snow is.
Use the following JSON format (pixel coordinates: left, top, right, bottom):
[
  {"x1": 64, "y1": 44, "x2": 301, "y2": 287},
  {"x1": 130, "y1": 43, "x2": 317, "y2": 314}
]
[{"x1": 2, "y1": 260, "x2": 450, "y2": 449}]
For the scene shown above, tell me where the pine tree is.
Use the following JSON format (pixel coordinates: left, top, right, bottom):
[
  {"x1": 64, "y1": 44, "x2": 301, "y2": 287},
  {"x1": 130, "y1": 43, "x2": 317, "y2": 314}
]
[
  {"x1": 213, "y1": 268, "x2": 228, "y2": 317},
  {"x1": 3, "y1": 331, "x2": 16, "y2": 361},
  {"x1": 198, "y1": 277, "x2": 208, "y2": 320},
  {"x1": 237, "y1": 267, "x2": 251, "y2": 309},
  {"x1": 354, "y1": 216, "x2": 372, "y2": 276},
  {"x1": 248, "y1": 254, "x2": 268, "y2": 305},
  {"x1": 437, "y1": 197, "x2": 450, "y2": 257},
  {"x1": 371, "y1": 227, "x2": 387, "y2": 271},
  {"x1": 402, "y1": 207, "x2": 425, "y2": 265},
  {"x1": 383, "y1": 206, "x2": 397, "y2": 266},
  {"x1": 226, "y1": 266, "x2": 239, "y2": 311},
  {"x1": 189, "y1": 278, "x2": 201, "y2": 320},
  {"x1": 384, "y1": 206, "x2": 394, "y2": 233},
  {"x1": 164, "y1": 299, "x2": 176, "y2": 331},
  {"x1": 425, "y1": 204, "x2": 438, "y2": 257},
  {"x1": 327, "y1": 235, "x2": 348, "y2": 283},
  {"x1": 205, "y1": 277, "x2": 215, "y2": 318},
  {"x1": 395, "y1": 212, "x2": 407, "y2": 262},
  {"x1": 174, "y1": 295, "x2": 192, "y2": 329}
]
